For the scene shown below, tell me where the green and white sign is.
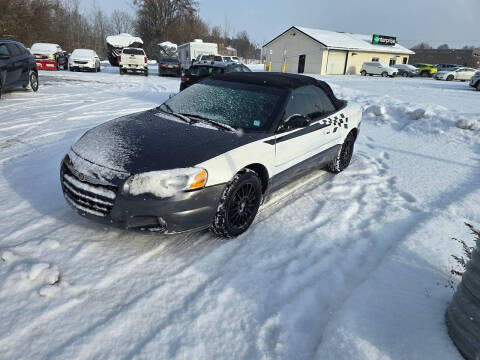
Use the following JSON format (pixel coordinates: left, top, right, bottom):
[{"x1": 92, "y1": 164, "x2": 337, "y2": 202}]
[{"x1": 372, "y1": 34, "x2": 397, "y2": 46}]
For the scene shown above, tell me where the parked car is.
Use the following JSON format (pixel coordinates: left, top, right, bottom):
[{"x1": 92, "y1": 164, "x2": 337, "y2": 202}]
[
  {"x1": 194, "y1": 53, "x2": 223, "y2": 63},
  {"x1": 360, "y1": 62, "x2": 398, "y2": 77},
  {"x1": 434, "y1": 67, "x2": 476, "y2": 81},
  {"x1": 158, "y1": 57, "x2": 181, "y2": 76},
  {"x1": 69, "y1": 49, "x2": 101, "y2": 72},
  {"x1": 180, "y1": 61, "x2": 251, "y2": 91},
  {"x1": 119, "y1": 47, "x2": 148, "y2": 76},
  {"x1": 30, "y1": 43, "x2": 68, "y2": 70},
  {"x1": 413, "y1": 63, "x2": 437, "y2": 77},
  {"x1": 435, "y1": 64, "x2": 461, "y2": 71},
  {"x1": 392, "y1": 64, "x2": 418, "y2": 77},
  {"x1": 222, "y1": 56, "x2": 240, "y2": 63},
  {"x1": 469, "y1": 69, "x2": 480, "y2": 91},
  {"x1": 0, "y1": 39, "x2": 39, "y2": 99},
  {"x1": 60, "y1": 72, "x2": 362, "y2": 237}
]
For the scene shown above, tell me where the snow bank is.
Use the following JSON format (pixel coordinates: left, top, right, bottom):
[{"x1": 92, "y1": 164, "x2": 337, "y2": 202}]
[{"x1": 456, "y1": 119, "x2": 480, "y2": 131}]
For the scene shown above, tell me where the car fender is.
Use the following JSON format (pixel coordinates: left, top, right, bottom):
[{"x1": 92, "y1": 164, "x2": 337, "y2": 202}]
[{"x1": 195, "y1": 136, "x2": 277, "y2": 187}]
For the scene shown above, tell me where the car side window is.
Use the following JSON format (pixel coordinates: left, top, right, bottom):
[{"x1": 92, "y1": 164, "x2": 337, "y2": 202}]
[
  {"x1": 279, "y1": 85, "x2": 336, "y2": 132},
  {"x1": 0, "y1": 44, "x2": 9, "y2": 56},
  {"x1": 6, "y1": 43, "x2": 21, "y2": 57},
  {"x1": 15, "y1": 44, "x2": 26, "y2": 55}
]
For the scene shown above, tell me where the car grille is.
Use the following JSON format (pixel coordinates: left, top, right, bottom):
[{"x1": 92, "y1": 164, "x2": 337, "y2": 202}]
[
  {"x1": 61, "y1": 161, "x2": 117, "y2": 217},
  {"x1": 74, "y1": 61, "x2": 88, "y2": 64}
]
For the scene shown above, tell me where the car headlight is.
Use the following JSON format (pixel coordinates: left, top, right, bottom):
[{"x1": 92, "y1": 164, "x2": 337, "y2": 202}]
[{"x1": 122, "y1": 168, "x2": 208, "y2": 197}]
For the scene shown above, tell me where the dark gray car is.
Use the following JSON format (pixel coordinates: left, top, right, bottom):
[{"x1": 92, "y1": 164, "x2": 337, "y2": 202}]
[{"x1": 0, "y1": 39, "x2": 38, "y2": 99}]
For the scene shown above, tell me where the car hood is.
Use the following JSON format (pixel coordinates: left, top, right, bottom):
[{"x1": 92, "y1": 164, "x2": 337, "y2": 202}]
[{"x1": 70, "y1": 109, "x2": 266, "y2": 177}]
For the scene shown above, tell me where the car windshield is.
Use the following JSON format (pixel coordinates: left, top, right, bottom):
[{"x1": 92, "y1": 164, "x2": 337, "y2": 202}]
[
  {"x1": 189, "y1": 66, "x2": 224, "y2": 76},
  {"x1": 160, "y1": 79, "x2": 287, "y2": 131},
  {"x1": 123, "y1": 48, "x2": 144, "y2": 55},
  {"x1": 71, "y1": 49, "x2": 94, "y2": 58}
]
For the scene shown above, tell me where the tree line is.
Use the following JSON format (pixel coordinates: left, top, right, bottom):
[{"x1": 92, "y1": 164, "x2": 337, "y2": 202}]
[
  {"x1": 412, "y1": 42, "x2": 480, "y2": 50},
  {"x1": 0, "y1": 0, "x2": 261, "y2": 59}
]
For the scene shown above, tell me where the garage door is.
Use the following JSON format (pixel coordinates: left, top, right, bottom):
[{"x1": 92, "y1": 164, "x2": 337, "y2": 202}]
[{"x1": 326, "y1": 50, "x2": 347, "y2": 75}]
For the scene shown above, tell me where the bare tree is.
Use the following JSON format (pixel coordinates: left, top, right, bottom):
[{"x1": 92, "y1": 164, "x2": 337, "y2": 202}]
[
  {"x1": 412, "y1": 42, "x2": 433, "y2": 49},
  {"x1": 111, "y1": 10, "x2": 134, "y2": 34},
  {"x1": 437, "y1": 44, "x2": 449, "y2": 49}
]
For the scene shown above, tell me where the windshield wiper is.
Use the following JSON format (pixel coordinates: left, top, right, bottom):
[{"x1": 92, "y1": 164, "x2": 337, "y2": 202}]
[
  {"x1": 179, "y1": 113, "x2": 236, "y2": 132},
  {"x1": 158, "y1": 104, "x2": 195, "y2": 124}
]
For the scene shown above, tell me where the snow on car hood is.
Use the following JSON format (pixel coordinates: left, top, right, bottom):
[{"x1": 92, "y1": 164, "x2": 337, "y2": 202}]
[
  {"x1": 70, "y1": 109, "x2": 265, "y2": 177},
  {"x1": 30, "y1": 43, "x2": 60, "y2": 54}
]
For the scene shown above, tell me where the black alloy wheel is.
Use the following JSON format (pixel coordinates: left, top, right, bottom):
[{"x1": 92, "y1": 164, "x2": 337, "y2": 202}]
[
  {"x1": 211, "y1": 171, "x2": 262, "y2": 238},
  {"x1": 29, "y1": 71, "x2": 39, "y2": 92},
  {"x1": 328, "y1": 132, "x2": 356, "y2": 173}
]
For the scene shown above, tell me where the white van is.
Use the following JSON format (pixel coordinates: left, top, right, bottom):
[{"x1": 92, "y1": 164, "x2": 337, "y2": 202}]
[
  {"x1": 361, "y1": 62, "x2": 398, "y2": 77},
  {"x1": 177, "y1": 40, "x2": 218, "y2": 70}
]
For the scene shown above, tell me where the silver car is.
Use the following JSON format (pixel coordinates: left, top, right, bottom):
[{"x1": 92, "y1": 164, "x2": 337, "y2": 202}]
[{"x1": 469, "y1": 69, "x2": 480, "y2": 91}]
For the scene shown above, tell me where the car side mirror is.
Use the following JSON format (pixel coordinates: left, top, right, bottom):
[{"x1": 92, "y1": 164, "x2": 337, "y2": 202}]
[{"x1": 284, "y1": 114, "x2": 310, "y2": 129}]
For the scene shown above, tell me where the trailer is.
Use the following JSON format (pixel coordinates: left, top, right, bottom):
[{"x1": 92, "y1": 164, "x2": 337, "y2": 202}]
[
  {"x1": 106, "y1": 33, "x2": 143, "y2": 66},
  {"x1": 177, "y1": 40, "x2": 218, "y2": 70}
]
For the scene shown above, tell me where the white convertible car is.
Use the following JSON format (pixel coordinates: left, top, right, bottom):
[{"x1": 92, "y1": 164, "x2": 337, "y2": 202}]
[
  {"x1": 60, "y1": 72, "x2": 362, "y2": 237},
  {"x1": 434, "y1": 67, "x2": 477, "y2": 81}
]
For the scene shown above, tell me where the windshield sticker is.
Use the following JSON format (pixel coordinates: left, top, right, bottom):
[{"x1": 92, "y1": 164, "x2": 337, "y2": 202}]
[{"x1": 253, "y1": 120, "x2": 261, "y2": 127}]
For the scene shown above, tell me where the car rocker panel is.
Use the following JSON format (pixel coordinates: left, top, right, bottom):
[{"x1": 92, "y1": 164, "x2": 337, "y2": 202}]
[{"x1": 60, "y1": 73, "x2": 362, "y2": 236}]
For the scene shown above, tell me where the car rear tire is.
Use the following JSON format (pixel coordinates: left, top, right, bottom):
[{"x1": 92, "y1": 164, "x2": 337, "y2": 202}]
[
  {"x1": 120, "y1": 68, "x2": 124, "y2": 75},
  {"x1": 447, "y1": 75, "x2": 454, "y2": 81},
  {"x1": 361, "y1": 70, "x2": 367, "y2": 76},
  {"x1": 144, "y1": 71, "x2": 149, "y2": 77},
  {"x1": 402, "y1": 72, "x2": 408, "y2": 77},
  {"x1": 26, "y1": 70, "x2": 39, "y2": 92},
  {"x1": 210, "y1": 170, "x2": 262, "y2": 238},
  {"x1": 0, "y1": 79, "x2": 3, "y2": 99},
  {"x1": 328, "y1": 132, "x2": 356, "y2": 173},
  {"x1": 381, "y1": 71, "x2": 388, "y2": 77}
]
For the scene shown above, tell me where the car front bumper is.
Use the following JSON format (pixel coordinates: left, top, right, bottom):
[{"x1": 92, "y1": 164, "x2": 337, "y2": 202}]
[
  {"x1": 60, "y1": 156, "x2": 224, "y2": 234},
  {"x1": 470, "y1": 76, "x2": 480, "y2": 87},
  {"x1": 35, "y1": 60, "x2": 57, "y2": 70}
]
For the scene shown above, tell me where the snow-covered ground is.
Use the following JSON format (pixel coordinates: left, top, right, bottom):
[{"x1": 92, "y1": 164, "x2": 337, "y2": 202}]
[{"x1": 0, "y1": 63, "x2": 479, "y2": 359}]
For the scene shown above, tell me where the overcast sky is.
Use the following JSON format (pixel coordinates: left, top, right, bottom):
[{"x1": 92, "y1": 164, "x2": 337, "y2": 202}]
[{"x1": 85, "y1": 0, "x2": 480, "y2": 48}]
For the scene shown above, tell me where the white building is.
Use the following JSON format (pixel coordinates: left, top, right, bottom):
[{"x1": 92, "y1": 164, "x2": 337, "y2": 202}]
[{"x1": 263, "y1": 26, "x2": 414, "y2": 75}]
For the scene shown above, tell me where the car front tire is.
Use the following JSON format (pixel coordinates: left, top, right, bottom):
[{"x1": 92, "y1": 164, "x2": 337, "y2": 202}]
[
  {"x1": 447, "y1": 75, "x2": 454, "y2": 81},
  {"x1": 26, "y1": 70, "x2": 39, "y2": 92},
  {"x1": 328, "y1": 132, "x2": 356, "y2": 173},
  {"x1": 210, "y1": 170, "x2": 262, "y2": 238},
  {"x1": 361, "y1": 70, "x2": 367, "y2": 76}
]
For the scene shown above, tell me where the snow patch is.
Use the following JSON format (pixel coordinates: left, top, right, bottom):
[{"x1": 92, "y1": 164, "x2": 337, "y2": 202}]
[
  {"x1": 365, "y1": 105, "x2": 386, "y2": 116},
  {"x1": 456, "y1": 119, "x2": 480, "y2": 131}
]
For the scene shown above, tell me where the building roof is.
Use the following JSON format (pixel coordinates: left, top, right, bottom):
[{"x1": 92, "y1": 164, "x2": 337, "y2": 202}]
[{"x1": 264, "y1": 26, "x2": 414, "y2": 55}]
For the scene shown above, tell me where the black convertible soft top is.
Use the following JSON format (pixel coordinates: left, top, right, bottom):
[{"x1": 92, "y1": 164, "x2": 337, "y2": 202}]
[{"x1": 213, "y1": 72, "x2": 345, "y2": 109}]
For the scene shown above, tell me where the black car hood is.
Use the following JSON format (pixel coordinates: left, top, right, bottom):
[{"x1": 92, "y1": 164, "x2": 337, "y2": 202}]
[{"x1": 71, "y1": 109, "x2": 267, "y2": 176}]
